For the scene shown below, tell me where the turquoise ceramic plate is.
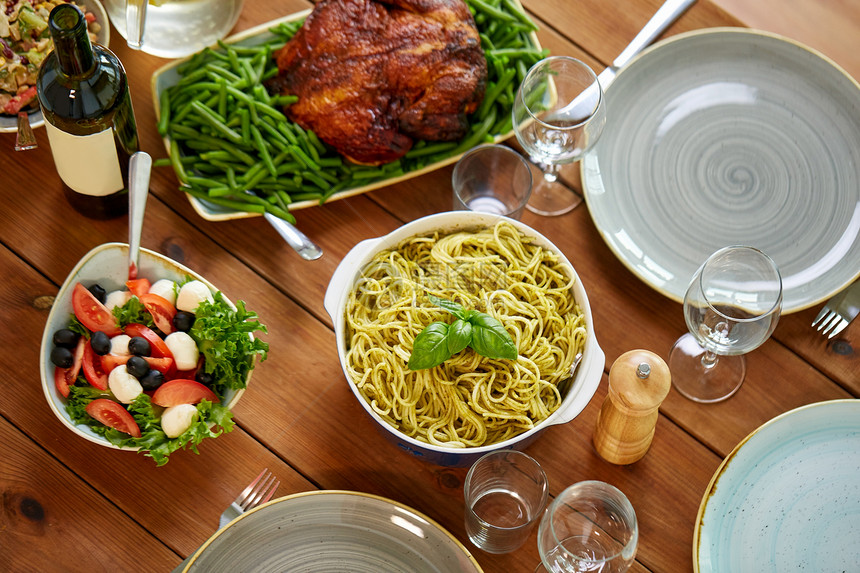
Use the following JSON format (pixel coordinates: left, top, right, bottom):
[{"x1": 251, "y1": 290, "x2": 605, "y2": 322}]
[
  {"x1": 694, "y1": 400, "x2": 860, "y2": 572},
  {"x1": 181, "y1": 490, "x2": 482, "y2": 572},
  {"x1": 582, "y1": 28, "x2": 860, "y2": 313}
]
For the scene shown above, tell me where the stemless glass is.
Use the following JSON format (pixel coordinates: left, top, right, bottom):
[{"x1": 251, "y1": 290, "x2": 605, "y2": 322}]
[
  {"x1": 537, "y1": 481, "x2": 638, "y2": 573},
  {"x1": 513, "y1": 56, "x2": 606, "y2": 216},
  {"x1": 669, "y1": 246, "x2": 783, "y2": 403}
]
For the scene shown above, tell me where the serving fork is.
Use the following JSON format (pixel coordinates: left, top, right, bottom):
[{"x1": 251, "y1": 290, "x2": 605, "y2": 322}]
[{"x1": 811, "y1": 281, "x2": 860, "y2": 339}]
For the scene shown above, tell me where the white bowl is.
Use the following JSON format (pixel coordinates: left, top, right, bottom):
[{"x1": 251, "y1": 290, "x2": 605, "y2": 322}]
[
  {"x1": 324, "y1": 212, "x2": 604, "y2": 467},
  {"x1": 40, "y1": 243, "x2": 246, "y2": 450},
  {"x1": 0, "y1": 0, "x2": 110, "y2": 133}
]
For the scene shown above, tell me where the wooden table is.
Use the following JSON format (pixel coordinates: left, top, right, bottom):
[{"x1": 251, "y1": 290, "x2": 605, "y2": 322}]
[{"x1": 2, "y1": 1, "x2": 857, "y2": 571}]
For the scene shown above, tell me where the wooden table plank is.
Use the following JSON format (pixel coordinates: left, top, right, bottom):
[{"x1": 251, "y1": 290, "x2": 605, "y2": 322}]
[{"x1": 0, "y1": 416, "x2": 179, "y2": 573}]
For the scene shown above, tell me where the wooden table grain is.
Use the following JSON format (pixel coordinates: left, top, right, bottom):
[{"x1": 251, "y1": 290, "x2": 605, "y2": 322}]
[{"x1": 1, "y1": 1, "x2": 857, "y2": 572}]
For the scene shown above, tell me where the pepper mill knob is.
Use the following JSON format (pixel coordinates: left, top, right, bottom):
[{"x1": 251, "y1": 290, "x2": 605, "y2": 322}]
[{"x1": 592, "y1": 349, "x2": 672, "y2": 465}]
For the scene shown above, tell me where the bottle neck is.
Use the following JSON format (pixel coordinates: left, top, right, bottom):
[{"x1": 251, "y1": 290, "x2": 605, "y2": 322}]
[{"x1": 48, "y1": 4, "x2": 95, "y2": 77}]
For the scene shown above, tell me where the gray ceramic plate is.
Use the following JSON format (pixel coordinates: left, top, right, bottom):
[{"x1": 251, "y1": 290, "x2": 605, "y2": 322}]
[
  {"x1": 0, "y1": 0, "x2": 110, "y2": 133},
  {"x1": 180, "y1": 490, "x2": 483, "y2": 572},
  {"x1": 582, "y1": 28, "x2": 860, "y2": 313},
  {"x1": 694, "y1": 400, "x2": 860, "y2": 571}
]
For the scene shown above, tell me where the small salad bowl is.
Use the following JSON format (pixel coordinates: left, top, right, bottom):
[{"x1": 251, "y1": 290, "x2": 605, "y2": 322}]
[
  {"x1": 40, "y1": 242, "x2": 251, "y2": 456},
  {"x1": 0, "y1": 0, "x2": 110, "y2": 133}
]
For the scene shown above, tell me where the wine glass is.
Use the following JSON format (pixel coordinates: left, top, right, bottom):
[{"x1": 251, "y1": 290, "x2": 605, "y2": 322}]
[
  {"x1": 512, "y1": 56, "x2": 606, "y2": 216},
  {"x1": 669, "y1": 246, "x2": 783, "y2": 403},
  {"x1": 536, "y1": 481, "x2": 638, "y2": 573}
]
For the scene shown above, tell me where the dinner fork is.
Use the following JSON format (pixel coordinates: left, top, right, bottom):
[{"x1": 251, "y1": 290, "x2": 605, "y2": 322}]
[
  {"x1": 811, "y1": 281, "x2": 860, "y2": 339},
  {"x1": 219, "y1": 468, "x2": 280, "y2": 528}
]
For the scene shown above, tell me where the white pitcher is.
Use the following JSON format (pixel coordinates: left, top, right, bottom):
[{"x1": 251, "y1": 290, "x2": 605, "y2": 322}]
[{"x1": 104, "y1": 0, "x2": 245, "y2": 59}]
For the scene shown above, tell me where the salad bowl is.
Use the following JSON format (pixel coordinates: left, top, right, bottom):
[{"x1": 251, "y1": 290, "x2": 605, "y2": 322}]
[
  {"x1": 0, "y1": 0, "x2": 110, "y2": 133},
  {"x1": 39, "y1": 242, "x2": 258, "y2": 462},
  {"x1": 324, "y1": 211, "x2": 604, "y2": 467}
]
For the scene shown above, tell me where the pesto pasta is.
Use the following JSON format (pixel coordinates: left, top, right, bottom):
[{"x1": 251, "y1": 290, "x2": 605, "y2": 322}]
[{"x1": 344, "y1": 221, "x2": 586, "y2": 448}]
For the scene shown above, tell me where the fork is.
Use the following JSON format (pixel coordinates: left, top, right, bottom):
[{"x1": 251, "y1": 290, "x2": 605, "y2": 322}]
[
  {"x1": 811, "y1": 281, "x2": 860, "y2": 339},
  {"x1": 219, "y1": 468, "x2": 280, "y2": 528}
]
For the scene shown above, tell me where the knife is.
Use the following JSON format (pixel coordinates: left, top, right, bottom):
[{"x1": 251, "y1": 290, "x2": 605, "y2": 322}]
[{"x1": 560, "y1": 0, "x2": 698, "y2": 120}]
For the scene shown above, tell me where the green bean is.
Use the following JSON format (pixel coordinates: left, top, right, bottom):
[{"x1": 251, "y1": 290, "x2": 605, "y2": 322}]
[
  {"x1": 470, "y1": 0, "x2": 516, "y2": 23},
  {"x1": 250, "y1": 124, "x2": 277, "y2": 177},
  {"x1": 502, "y1": 0, "x2": 539, "y2": 30},
  {"x1": 189, "y1": 100, "x2": 243, "y2": 144},
  {"x1": 157, "y1": 89, "x2": 171, "y2": 136}
]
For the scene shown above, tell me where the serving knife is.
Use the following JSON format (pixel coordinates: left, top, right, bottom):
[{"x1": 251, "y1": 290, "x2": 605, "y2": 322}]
[{"x1": 561, "y1": 0, "x2": 698, "y2": 119}]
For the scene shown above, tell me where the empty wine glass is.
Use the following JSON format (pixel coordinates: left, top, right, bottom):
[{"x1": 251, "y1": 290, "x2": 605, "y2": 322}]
[
  {"x1": 512, "y1": 56, "x2": 606, "y2": 216},
  {"x1": 669, "y1": 246, "x2": 783, "y2": 403},
  {"x1": 536, "y1": 481, "x2": 638, "y2": 573}
]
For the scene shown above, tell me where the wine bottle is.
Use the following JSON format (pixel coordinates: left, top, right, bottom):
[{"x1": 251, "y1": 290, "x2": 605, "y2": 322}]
[{"x1": 37, "y1": 3, "x2": 139, "y2": 219}]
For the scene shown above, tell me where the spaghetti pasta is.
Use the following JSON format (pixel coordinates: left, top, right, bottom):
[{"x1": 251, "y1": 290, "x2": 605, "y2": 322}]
[{"x1": 344, "y1": 221, "x2": 587, "y2": 448}]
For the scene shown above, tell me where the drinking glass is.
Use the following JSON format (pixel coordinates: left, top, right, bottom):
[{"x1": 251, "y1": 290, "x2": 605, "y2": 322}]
[
  {"x1": 512, "y1": 56, "x2": 606, "y2": 216},
  {"x1": 452, "y1": 144, "x2": 533, "y2": 220},
  {"x1": 464, "y1": 450, "x2": 548, "y2": 554},
  {"x1": 537, "y1": 481, "x2": 638, "y2": 573},
  {"x1": 669, "y1": 246, "x2": 783, "y2": 403}
]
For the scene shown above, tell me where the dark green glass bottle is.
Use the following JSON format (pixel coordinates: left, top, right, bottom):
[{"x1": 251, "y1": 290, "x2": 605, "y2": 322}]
[{"x1": 37, "y1": 3, "x2": 139, "y2": 219}]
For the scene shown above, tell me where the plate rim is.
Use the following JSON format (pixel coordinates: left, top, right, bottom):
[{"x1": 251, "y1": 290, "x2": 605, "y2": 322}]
[
  {"x1": 692, "y1": 398, "x2": 860, "y2": 572},
  {"x1": 182, "y1": 489, "x2": 483, "y2": 572},
  {"x1": 581, "y1": 26, "x2": 860, "y2": 314}
]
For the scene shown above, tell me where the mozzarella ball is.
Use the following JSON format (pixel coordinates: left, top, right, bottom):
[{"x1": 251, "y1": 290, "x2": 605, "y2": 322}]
[
  {"x1": 108, "y1": 365, "x2": 143, "y2": 404},
  {"x1": 164, "y1": 331, "x2": 200, "y2": 370},
  {"x1": 110, "y1": 334, "x2": 132, "y2": 356},
  {"x1": 148, "y1": 279, "x2": 177, "y2": 306},
  {"x1": 176, "y1": 281, "x2": 213, "y2": 313},
  {"x1": 104, "y1": 290, "x2": 132, "y2": 311},
  {"x1": 161, "y1": 404, "x2": 199, "y2": 438}
]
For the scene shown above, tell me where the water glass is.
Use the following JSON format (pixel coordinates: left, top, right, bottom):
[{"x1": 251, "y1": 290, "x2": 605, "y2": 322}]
[
  {"x1": 538, "y1": 481, "x2": 638, "y2": 572},
  {"x1": 452, "y1": 144, "x2": 533, "y2": 220},
  {"x1": 464, "y1": 450, "x2": 548, "y2": 554}
]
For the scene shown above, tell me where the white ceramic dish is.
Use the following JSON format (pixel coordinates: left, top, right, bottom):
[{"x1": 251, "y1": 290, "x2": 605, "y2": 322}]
[
  {"x1": 150, "y1": 5, "x2": 540, "y2": 222},
  {"x1": 0, "y1": 0, "x2": 110, "y2": 133},
  {"x1": 694, "y1": 399, "x2": 860, "y2": 572},
  {"x1": 324, "y1": 211, "x2": 604, "y2": 467},
  {"x1": 181, "y1": 490, "x2": 483, "y2": 572},
  {"x1": 582, "y1": 28, "x2": 860, "y2": 313},
  {"x1": 39, "y1": 243, "x2": 246, "y2": 450}
]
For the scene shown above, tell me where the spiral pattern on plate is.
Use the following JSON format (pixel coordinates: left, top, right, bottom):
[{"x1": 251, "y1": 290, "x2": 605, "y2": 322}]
[{"x1": 582, "y1": 29, "x2": 860, "y2": 312}]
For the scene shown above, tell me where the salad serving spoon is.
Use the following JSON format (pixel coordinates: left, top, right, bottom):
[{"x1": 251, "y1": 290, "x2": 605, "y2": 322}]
[{"x1": 128, "y1": 151, "x2": 152, "y2": 279}]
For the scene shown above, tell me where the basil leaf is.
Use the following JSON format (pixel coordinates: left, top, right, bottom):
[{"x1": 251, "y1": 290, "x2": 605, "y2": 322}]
[
  {"x1": 447, "y1": 319, "x2": 473, "y2": 355},
  {"x1": 408, "y1": 321, "x2": 451, "y2": 370},
  {"x1": 468, "y1": 312, "x2": 518, "y2": 360},
  {"x1": 428, "y1": 294, "x2": 468, "y2": 321}
]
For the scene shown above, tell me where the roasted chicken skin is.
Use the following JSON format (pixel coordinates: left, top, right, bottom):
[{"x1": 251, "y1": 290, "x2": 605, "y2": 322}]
[{"x1": 268, "y1": 0, "x2": 487, "y2": 165}]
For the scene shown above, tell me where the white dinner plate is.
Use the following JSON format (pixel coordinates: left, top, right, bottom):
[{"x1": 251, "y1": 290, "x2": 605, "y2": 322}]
[
  {"x1": 582, "y1": 28, "x2": 860, "y2": 313},
  {"x1": 694, "y1": 399, "x2": 860, "y2": 572},
  {"x1": 180, "y1": 490, "x2": 483, "y2": 572}
]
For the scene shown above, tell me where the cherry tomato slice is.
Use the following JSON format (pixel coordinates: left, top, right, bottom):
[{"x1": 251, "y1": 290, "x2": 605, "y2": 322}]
[
  {"x1": 72, "y1": 283, "x2": 121, "y2": 336},
  {"x1": 100, "y1": 354, "x2": 174, "y2": 374},
  {"x1": 124, "y1": 323, "x2": 173, "y2": 360},
  {"x1": 54, "y1": 337, "x2": 86, "y2": 398},
  {"x1": 139, "y1": 292, "x2": 176, "y2": 335},
  {"x1": 151, "y1": 379, "x2": 219, "y2": 407},
  {"x1": 126, "y1": 278, "x2": 151, "y2": 297},
  {"x1": 82, "y1": 341, "x2": 109, "y2": 390},
  {"x1": 85, "y1": 399, "x2": 141, "y2": 437}
]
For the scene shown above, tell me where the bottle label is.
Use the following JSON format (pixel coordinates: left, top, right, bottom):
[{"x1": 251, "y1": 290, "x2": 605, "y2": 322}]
[{"x1": 44, "y1": 122, "x2": 124, "y2": 196}]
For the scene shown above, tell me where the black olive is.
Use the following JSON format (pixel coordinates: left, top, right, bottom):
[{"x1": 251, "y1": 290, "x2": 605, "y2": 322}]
[
  {"x1": 139, "y1": 369, "x2": 165, "y2": 391},
  {"x1": 128, "y1": 336, "x2": 151, "y2": 356},
  {"x1": 195, "y1": 370, "x2": 214, "y2": 386},
  {"x1": 88, "y1": 284, "x2": 107, "y2": 304},
  {"x1": 126, "y1": 356, "x2": 150, "y2": 379},
  {"x1": 90, "y1": 331, "x2": 112, "y2": 355},
  {"x1": 52, "y1": 328, "x2": 79, "y2": 348},
  {"x1": 173, "y1": 311, "x2": 195, "y2": 332},
  {"x1": 50, "y1": 346, "x2": 74, "y2": 368}
]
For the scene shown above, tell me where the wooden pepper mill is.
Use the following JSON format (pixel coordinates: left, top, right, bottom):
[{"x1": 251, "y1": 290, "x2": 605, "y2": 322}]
[{"x1": 593, "y1": 349, "x2": 672, "y2": 465}]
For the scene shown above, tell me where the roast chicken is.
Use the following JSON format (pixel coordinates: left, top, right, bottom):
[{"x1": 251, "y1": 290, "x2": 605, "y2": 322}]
[{"x1": 267, "y1": 0, "x2": 487, "y2": 165}]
